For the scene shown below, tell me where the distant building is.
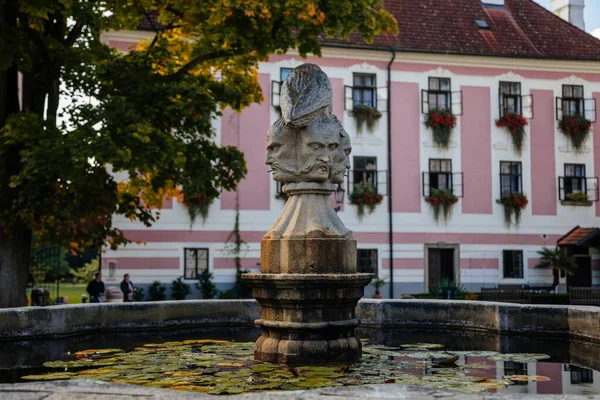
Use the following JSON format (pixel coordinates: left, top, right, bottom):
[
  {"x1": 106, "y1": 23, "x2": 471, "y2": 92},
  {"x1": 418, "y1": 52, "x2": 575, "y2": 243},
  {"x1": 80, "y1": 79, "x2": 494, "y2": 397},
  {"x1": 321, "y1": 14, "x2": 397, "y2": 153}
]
[{"x1": 101, "y1": 0, "x2": 600, "y2": 296}]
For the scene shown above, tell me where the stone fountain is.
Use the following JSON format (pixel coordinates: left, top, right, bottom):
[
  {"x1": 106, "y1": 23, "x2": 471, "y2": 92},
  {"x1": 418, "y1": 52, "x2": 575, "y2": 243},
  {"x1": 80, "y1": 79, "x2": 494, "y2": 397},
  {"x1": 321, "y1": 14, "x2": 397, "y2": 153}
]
[{"x1": 243, "y1": 64, "x2": 374, "y2": 365}]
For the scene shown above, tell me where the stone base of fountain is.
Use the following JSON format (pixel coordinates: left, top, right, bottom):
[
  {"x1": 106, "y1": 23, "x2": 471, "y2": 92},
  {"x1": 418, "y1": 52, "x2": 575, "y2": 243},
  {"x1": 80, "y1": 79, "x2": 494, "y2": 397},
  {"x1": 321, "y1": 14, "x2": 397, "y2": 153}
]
[
  {"x1": 243, "y1": 182, "x2": 373, "y2": 365},
  {"x1": 243, "y1": 273, "x2": 373, "y2": 364}
]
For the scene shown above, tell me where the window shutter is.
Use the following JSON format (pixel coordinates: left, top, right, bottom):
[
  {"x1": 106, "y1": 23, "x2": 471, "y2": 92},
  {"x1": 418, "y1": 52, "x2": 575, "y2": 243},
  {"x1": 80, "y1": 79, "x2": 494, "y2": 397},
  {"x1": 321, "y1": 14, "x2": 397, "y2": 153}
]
[
  {"x1": 422, "y1": 171, "x2": 429, "y2": 197},
  {"x1": 376, "y1": 86, "x2": 388, "y2": 112},
  {"x1": 108, "y1": 262, "x2": 116, "y2": 278},
  {"x1": 421, "y1": 89, "x2": 430, "y2": 115},
  {"x1": 452, "y1": 172, "x2": 464, "y2": 198},
  {"x1": 344, "y1": 85, "x2": 354, "y2": 111},
  {"x1": 587, "y1": 177, "x2": 599, "y2": 202},
  {"x1": 451, "y1": 91, "x2": 463, "y2": 116},
  {"x1": 499, "y1": 92, "x2": 505, "y2": 118},
  {"x1": 522, "y1": 94, "x2": 534, "y2": 119},
  {"x1": 271, "y1": 81, "x2": 281, "y2": 108},
  {"x1": 584, "y1": 98, "x2": 597, "y2": 122},
  {"x1": 556, "y1": 97, "x2": 563, "y2": 120},
  {"x1": 558, "y1": 177, "x2": 565, "y2": 201}
]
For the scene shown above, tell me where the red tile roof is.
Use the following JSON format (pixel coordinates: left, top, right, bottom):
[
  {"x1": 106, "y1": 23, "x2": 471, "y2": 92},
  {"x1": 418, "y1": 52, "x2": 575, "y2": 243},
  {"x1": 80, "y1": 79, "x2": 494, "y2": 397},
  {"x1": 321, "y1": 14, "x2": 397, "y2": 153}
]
[
  {"x1": 557, "y1": 227, "x2": 598, "y2": 246},
  {"x1": 323, "y1": 0, "x2": 600, "y2": 61},
  {"x1": 138, "y1": 0, "x2": 600, "y2": 61}
]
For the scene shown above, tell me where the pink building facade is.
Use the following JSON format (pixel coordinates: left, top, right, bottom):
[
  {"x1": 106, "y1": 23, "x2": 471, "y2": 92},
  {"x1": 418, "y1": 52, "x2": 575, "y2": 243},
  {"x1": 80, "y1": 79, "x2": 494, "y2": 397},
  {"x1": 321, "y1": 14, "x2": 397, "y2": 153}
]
[{"x1": 100, "y1": 1, "x2": 600, "y2": 296}]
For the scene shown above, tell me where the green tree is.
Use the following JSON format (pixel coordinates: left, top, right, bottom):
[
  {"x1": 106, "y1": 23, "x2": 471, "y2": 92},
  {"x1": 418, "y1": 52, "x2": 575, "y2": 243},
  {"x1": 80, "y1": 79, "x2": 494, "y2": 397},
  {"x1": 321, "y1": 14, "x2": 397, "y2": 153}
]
[
  {"x1": 29, "y1": 262, "x2": 52, "y2": 285},
  {"x1": 69, "y1": 258, "x2": 99, "y2": 284},
  {"x1": 535, "y1": 247, "x2": 577, "y2": 288},
  {"x1": 0, "y1": 0, "x2": 396, "y2": 307}
]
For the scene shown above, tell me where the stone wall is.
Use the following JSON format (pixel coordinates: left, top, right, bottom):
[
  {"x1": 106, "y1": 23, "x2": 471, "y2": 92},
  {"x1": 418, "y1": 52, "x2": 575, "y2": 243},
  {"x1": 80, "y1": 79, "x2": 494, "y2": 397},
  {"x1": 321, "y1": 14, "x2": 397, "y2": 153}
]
[{"x1": 1, "y1": 300, "x2": 600, "y2": 343}]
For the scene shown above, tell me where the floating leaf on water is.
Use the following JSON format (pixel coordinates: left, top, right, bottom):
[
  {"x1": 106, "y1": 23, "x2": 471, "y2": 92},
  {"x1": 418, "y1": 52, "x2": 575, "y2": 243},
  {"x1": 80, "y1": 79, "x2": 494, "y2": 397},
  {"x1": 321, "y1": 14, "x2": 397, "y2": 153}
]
[
  {"x1": 505, "y1": 375, "x2": 551, "y2": 382},
  {"x1": 463, "y1": 363, "x2": 496, "y2": 369},
  {"x1": 182, "y1": 339, "x2": 230, "y2": 345},
  {"x1": 406, "y1": 351, "x2": 454, "y2": 359},
  {"x1": 433, "y1": 355, "x2": 459, "y2": 366},
  {"x1": 43, "y1": 360, "x2": 94, "y2": 368},
  {"x1": 163, "y1": 371, "x2": 204, "y2": 377},
  {"x1": 452, "y1": 351, "x2": 498, "y2": 357},
  {"x1": 216, "y1": 362, "x2": 245, "y2": 367},
  {"x1": 76, "y1": 349, "x2": 123, "y2": 355},
  {"x1": 21, "y1": 372, "x2": 75, "y2": 380},
  {"x1": 401, "y1": 343, "x2": 445, "y2": 350},
  {"x1": 77, "y1": 367, "x2": 117, "y2": 375},
  {"x1": 488, "y1": 353, "x2": 550, "y2": 363}
]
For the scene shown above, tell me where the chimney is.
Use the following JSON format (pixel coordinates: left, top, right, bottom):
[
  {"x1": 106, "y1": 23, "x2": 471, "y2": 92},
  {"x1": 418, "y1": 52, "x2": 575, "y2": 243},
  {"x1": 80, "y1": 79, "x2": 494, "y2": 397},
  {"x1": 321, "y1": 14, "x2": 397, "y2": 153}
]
[{"x1": 550, "y1": 0, "x2": 585, "y2": 31}]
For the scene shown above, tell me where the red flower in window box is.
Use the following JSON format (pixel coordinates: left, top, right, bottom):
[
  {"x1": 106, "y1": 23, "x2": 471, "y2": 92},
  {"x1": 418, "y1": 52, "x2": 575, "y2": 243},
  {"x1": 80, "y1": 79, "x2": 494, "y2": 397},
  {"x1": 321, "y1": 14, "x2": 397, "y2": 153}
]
[
  {"x1": 351, "y1": 104, "x2": 382, "y2": 134},
  {"x1": 558, "y1": 114, "x2": 592, "y2": 153},
  {"x1": 496, "y1": 113, "x2": 528, "y2": 154},
  {"x1": 350, "y1": 185, "x2": 383, "y2": 219},
  {"x1": 425, "y1": 109, "x2": 457, "y2": 149},
  {"x1": 425, "y1": 189, "x2": 459, "y2": 223},
  {"x1": 500, "y1": 192, "x2": 528, "y2": 227}
]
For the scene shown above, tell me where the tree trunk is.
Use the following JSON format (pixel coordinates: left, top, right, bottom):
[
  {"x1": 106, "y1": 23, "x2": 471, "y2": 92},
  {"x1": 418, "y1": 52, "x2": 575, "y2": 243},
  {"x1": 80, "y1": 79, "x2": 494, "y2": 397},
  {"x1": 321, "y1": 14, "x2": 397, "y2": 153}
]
[{"x1": 0, "y1": 224, "x2": 32, "y2": 308}]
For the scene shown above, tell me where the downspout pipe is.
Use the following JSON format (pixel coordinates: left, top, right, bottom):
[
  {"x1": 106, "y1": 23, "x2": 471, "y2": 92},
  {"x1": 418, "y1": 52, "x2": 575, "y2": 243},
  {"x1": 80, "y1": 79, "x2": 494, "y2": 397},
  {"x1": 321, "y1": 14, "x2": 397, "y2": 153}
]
[{"x1": 387, "y1": 46, "x2": 396, "y2": 299}]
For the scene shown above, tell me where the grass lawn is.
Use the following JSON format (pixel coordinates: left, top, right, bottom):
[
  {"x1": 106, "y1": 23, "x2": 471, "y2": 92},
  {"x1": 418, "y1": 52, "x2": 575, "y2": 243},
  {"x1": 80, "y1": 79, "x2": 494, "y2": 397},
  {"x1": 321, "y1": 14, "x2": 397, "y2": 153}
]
[{"x1": 27, "y1": 283, "x2": 89, "y2": 305}]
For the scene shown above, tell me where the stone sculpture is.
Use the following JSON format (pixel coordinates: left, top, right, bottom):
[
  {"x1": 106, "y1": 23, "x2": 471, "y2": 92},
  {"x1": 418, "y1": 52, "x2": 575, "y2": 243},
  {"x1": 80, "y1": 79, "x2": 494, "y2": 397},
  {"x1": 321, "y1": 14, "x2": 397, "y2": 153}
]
[{"x1": 243, "y1": 64, "x2": 373, "y2": 365}]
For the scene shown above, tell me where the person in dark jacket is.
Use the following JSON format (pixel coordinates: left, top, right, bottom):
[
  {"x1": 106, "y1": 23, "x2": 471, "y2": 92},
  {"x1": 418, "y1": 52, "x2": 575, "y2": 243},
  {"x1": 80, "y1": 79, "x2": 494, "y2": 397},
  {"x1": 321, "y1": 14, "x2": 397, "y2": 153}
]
[
  {"x1": 86, "y1": 272, "x2": 105, "y2": 303},
  {"x1": 31, "y1": 285, "x2": 42, "y2": 306},
  {"x1": 120, "y1": 274, "x2": 135, "y2": 302}
]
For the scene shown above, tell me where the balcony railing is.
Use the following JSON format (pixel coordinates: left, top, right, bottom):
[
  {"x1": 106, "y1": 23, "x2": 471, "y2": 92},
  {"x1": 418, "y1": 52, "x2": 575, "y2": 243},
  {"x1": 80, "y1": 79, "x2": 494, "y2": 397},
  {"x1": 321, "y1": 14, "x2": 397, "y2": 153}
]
[
  {"x1": 422, "y1": 172, "x2": 464, "y2": 197},
  {"x1": 558, "y1": 176, "x2": 598, "y2": 202}
]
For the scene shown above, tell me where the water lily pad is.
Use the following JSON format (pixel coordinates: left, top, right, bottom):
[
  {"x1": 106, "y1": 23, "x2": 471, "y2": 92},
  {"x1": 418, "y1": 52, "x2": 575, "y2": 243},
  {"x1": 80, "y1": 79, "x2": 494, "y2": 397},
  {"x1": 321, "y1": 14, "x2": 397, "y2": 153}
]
[
  {"x1": 401, "y1": 343, "x2": 445, "y2": 350},
  {"x1": 79, "y1": 367, "x2": 117, "y2": 375},
  {"x1": 76, "y1": 349, "x2": 123, "y2": 355},
  {"x1": 216, "y1": 362, "x2": 245, "y2": 367},
  {"x1": 505, "y1": 375, "x2": 551, "y2": 382},
  {"x1": 488, "y1": 353, "x2": 550, "y2": 363},
  {"x1": 21, "y1": 372, "x2": 76, "y2": 380},
  {"x1": 43, "y1": 360, "x2": 94, "y2": 368},
  {"x1": 405, "y1": 351, "x2": 455, "y2": 359},
  {"x1": 463, "y1": 363, "x2": 496, "y2": 369}
]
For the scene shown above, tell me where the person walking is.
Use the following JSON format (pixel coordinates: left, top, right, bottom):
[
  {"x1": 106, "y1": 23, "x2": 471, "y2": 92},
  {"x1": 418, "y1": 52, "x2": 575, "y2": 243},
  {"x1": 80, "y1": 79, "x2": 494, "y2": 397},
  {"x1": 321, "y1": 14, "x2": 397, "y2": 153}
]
[
  {"x1": 31, "y1": 285, "x2": 42, "y2": 306},
  {"x1": 86, "y1": 272, "x2": 105, "y2": 303},
  {"x1": 120, "y1": 274, "x2": 135, "y2": 302}
]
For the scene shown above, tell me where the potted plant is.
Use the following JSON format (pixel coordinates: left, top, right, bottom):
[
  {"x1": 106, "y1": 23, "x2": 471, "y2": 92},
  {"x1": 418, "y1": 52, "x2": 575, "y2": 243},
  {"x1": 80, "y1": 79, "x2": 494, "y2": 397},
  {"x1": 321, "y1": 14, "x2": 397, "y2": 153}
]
[
  {"x1": 500, "y1": 192, "x2": 528, "y2": 227},
  {"x1": 565, "y1": 192, "x2": 592, "y2": 206},
  {"x1": 425, "y1": 188, "x2": 459, "y2": 223},
  {"x1": 496, "y1": 112, "x2": 528, "y2": 154},
  {"x1": 425, "y1": 109, "x2": 457, "y2": 149},
  {"x1": 349, "y1": 185, "x2": 383, "y2": 219},
  {"x1": 351, "y1": 104, "x2": 382, "y2": 134},
  {"x1": 428, "y1": 279, "x2": 467, "y2": 300},
  {"x1": 535, "y1": 247, "x2": 577, "y2": 292},
  {"x1": 371, "y1": 278, "x2": 386, "y2": 299},
  {"x1": 558, "y1": 114, "x2": 592, "y2": 153}
]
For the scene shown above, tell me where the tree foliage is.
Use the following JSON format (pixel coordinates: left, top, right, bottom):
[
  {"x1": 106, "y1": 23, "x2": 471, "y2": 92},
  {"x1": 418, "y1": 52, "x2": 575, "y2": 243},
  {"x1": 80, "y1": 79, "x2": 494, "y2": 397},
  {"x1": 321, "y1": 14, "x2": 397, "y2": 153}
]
[
  {"x1": 0, "y1": 0, "x2": 396, "y2": 307},
  {"x1": 69, "y1": 258, "x2": 99, "y2": 284},
  {"x1": 536, "y1": 247, "x2": 577, "y2": 288}
]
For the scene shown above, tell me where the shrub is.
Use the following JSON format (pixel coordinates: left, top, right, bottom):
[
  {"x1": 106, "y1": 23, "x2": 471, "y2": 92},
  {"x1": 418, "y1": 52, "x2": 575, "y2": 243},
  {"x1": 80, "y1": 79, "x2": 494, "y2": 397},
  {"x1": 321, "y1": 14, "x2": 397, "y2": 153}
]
[
  {"x1": 429, "y1": 279, "x2": 467, "y2": 299},
  {"x1": 196, "y1": 270, "x2": 219, "y2": 299},
  {"x1": 132, "y1": 287, "x2": 145, "y2": 302},
  {"x1": 171, "y1": 277, "x2": 191, "y2": 300},
  {"x1": 148, "y1": 281, "x2": 166, "y2": 301}
]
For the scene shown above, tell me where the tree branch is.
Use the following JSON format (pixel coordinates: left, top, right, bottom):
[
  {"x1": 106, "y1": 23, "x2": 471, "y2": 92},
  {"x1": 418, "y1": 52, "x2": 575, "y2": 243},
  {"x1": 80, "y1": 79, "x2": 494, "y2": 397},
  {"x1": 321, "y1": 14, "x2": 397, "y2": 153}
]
[
  {"x1": 172, "y1": 50, "x2": 233, "y2": 77},
  {"x1": 65, "y1": 21, "x2": 83, "y2": 47}
]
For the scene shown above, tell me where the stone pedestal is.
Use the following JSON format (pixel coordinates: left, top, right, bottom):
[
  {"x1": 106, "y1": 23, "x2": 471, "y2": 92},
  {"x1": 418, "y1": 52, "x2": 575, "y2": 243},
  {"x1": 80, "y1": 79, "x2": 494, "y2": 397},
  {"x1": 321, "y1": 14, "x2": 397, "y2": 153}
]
[{"x1": 243, "y1": 182, "x2": 373, "y2": 365}]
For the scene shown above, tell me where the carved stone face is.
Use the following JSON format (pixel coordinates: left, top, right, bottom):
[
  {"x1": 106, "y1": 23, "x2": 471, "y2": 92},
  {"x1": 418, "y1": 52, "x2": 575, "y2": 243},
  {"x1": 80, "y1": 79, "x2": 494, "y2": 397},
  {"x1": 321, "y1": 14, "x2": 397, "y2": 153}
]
[
  {"x1": 298, "y1": 115, "x2": 339, "y2": 182},
  {"x1": 331, "y1": 119, "x2": 352, "y2": 184},
  {"x1": 265, "y1": 119, "x2": 299, "y2": 182}
]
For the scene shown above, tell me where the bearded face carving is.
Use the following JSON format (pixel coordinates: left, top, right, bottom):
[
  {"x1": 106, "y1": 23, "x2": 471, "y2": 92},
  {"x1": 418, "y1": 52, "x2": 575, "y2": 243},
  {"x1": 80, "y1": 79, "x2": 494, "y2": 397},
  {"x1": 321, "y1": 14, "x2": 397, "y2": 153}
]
[{"x1": 265, "y1": 64, "x2": 351, "y2": 185}]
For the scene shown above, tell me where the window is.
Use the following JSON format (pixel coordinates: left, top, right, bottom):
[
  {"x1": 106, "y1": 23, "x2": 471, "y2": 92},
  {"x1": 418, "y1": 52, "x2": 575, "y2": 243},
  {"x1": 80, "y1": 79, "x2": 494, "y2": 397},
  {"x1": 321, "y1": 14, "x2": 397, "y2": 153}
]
[
  {"x1": 108, "y1": 262, "x2": 116, "y2": 279},
  {"x1": 357, "y1": 249, "x2": 378, "y2": 274},
  {"x1": 184, "y1": 248, "x2": 208, "y2": 279},
  {"x1": 474, "y1": 19, "x2": 489, "y2": 29},
  {"x1": 503, "y1": 250, "x2": 524, "y2": 279},
  {"x1": 569, "y1": 365, "x2": 594, "y2": 384},
  {"x1": 352, "y1": 74, "x2": 376, "y2": 107},
  {"x1": 564, "y1": 164, "x2": 586, "y2": 196},
  {"x1": 500, "y1": 161, "x2": 522, "y2": 199},
  {"x1": 280, "y1": 67, "x2": 292, "y2": 83},
  {"x1": 500, "y1": 82, "x2": 522, "y2": 116},
  {"x1": 428, "y1": 77, "x2": 451, "y2": 111},
  {"x1": 562, "y1": 85, "x2": 584, "y2": 116},
  {"x1": 353, "y1": 157, "x2": 378, "y2": 191},
  {"x1": 429, "y1": 159, "x2": 452, "y2": 192},
  {"x1": 504, "y1": 362, "x2": 528, "y2": 385}
]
